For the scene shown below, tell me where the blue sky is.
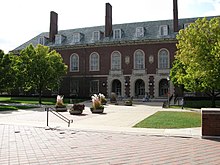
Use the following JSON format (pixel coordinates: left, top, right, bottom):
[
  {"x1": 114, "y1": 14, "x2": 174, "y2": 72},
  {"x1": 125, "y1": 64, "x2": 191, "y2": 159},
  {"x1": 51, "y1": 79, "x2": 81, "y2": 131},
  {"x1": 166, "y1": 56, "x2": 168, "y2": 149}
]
[{"x1": 0, "y1": 0, "x2": 220, "y2": 53}]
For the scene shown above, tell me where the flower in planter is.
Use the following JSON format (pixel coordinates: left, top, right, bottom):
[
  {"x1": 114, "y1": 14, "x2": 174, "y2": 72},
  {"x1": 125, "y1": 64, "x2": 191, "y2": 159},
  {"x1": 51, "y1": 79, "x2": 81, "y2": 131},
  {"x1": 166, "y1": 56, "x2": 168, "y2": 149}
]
[
  {"x1": 98, "y1": 93, "x2": 107, "y2": 105},
  {"x1": 91, "y1": 94, "x2": 104, "y2": 110},
  {"x1": 72, "y1": 104, "x2": 85, "y2": 111},
  {"x1": 55, "y1": 95, "x2": 66, "y2": 108}
]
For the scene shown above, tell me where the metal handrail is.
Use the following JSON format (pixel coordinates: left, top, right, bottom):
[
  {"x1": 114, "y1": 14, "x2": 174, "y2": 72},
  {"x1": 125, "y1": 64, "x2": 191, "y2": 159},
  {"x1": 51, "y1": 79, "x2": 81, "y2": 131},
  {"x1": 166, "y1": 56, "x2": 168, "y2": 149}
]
[{"x1": 45, "y1": 107, "x2": 73, "y2": 127}]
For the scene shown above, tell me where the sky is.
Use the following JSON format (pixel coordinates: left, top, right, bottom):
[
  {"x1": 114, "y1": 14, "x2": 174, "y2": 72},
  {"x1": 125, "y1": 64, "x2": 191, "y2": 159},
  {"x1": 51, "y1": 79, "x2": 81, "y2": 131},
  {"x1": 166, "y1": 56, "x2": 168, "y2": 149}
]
[{"x1": 1, "y1": 0, "x2": 220, "y2": 53}]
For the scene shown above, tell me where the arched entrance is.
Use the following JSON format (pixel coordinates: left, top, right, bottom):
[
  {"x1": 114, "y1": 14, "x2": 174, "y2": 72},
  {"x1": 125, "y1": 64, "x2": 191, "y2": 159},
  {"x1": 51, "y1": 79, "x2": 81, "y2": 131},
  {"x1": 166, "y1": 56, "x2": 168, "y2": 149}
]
[
  {"x1": 159, "y1": 79, "x2": 168, "y2": 97},
  {"x1": 135, "y1": 79, "x2": 145, "y2": 98},
  {"x1": 112, "y1": 79, "x2": 121, "y2": 96}
]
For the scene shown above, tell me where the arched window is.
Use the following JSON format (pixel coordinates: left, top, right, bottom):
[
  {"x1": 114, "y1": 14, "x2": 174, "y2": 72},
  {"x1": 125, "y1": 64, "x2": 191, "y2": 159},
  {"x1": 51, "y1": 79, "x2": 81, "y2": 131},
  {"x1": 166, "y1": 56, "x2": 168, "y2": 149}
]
[
  {"x1": 70, "y1": 53, "x2": 79, "y2": 72},
  {"x1": 134, "y1": 50, "x2": 145, "y2": 69},
  {"x1": 90, "y1": 52, "x2": 99, "y2": 71},
  {"x1": 158, "y1": 49, "x2": 169, "y2": 69},
  {"x1": 111, "y1": 51, "x2": 121, "y2": 70}
]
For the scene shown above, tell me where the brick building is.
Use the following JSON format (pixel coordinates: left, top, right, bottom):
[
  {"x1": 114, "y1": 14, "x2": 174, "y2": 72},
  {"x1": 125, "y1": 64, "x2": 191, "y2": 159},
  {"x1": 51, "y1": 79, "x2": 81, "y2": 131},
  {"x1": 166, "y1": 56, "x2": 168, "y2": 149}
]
[{"x1": 13, "y1": 0, "x2": 215, "y2": 99}]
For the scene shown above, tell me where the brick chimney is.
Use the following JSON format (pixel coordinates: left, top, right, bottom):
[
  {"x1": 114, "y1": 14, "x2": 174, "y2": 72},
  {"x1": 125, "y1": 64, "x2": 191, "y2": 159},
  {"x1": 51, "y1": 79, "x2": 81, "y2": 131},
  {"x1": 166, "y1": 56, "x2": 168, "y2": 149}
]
[
  {"x1": 173, "y1": 0, "x2": 178, "y2": 32},
  {"x1": 105, "y1": 3, "x2": 112, "y2": 37},
  {"x1": 49, "y1": 11, "x2": 58, "y2": 42}
]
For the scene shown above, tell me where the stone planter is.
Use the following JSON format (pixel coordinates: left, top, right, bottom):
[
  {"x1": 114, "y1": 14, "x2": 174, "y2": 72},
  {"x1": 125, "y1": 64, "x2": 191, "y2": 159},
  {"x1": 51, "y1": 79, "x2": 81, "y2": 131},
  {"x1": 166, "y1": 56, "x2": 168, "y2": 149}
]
[
  {"x1": 69, "y1": 104, "x2": 85, "y2": 115},
  {"x1": 55, "y1": 107, "x2": 67, "y2": 112},
  {"x1": 90, "y1": 107, "x2": 104, "y2": 114},
  {"x1": 124, "y1": 101, "x2": 132, "y2": 106},
  {"x1": 69, "y1": 109, "x2": 83, "y2": 115}
]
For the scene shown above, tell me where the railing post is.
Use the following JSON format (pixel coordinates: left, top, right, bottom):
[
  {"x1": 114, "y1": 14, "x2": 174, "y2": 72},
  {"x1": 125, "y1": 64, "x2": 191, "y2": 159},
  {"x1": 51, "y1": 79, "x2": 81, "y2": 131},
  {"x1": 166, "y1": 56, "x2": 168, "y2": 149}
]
[{"x1": 46, "y1": 107, "x2": 49, "y2": 127}]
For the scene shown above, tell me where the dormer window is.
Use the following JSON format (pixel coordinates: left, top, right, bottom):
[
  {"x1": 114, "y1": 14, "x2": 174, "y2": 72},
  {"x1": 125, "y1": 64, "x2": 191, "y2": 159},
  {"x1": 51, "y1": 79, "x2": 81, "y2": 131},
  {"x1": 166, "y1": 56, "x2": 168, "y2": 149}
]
[
  {"x1": 159, "y1": 25, "x2": 168, "y2": 36},
  {"x1": 73, "y1": 33, "x2": 83, "y2": 43},
  {"x1": 55, "y1": 34, "x2": 66, "y2": 45},
  {"x1": 184, "y1": 23, "x2": 191, "y2": 29},
  {"x1": 113, "y1": 29, "x2": 122, "y2": 39},
  {"x1": 93, "y1": 31, "x2": 100, "y2": 41},
  {"x1": 136, "y1": 27, "x2": 144, "y2": 37},
  {"x1": 38, "y1": 37, "x2": 46, "y2": 45}
]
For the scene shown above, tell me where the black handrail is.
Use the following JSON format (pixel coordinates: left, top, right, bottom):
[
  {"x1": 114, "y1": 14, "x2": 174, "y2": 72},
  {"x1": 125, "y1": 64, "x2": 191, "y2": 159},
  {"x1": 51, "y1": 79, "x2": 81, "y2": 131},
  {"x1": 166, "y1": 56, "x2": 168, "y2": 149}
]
[{"x1": 45, "y1": 107, "x2": 73, "y2": 127}]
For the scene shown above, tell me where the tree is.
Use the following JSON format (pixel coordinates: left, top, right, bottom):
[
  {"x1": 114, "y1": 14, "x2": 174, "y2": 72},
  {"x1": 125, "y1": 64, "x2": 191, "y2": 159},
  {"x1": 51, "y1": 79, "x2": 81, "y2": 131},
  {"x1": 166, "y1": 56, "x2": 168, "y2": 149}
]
[
  {"x1": 19, "y1": 44, "x2": 68, "y2": 104},
  {"x1": 0, "y1": 50, "x2": 18, "y2": 93},
  {"x1": 170, "y1": 17, "x2": 220, "y2": 107}
]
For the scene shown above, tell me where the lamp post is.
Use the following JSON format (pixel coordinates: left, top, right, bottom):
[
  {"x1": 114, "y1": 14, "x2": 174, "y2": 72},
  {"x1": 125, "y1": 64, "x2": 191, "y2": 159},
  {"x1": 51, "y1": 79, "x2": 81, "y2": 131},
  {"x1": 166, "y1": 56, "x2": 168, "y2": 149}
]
[{"x1": 167, "y1": 77, "x2": 170, "y2": 108}]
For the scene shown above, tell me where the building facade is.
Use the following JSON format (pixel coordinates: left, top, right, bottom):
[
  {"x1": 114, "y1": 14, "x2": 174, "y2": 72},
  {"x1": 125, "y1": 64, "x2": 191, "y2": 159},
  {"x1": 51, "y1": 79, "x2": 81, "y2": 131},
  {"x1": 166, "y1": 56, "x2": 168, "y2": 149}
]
[{"x1": 13, "y1": 1, "x2": 215, "y2": 99}]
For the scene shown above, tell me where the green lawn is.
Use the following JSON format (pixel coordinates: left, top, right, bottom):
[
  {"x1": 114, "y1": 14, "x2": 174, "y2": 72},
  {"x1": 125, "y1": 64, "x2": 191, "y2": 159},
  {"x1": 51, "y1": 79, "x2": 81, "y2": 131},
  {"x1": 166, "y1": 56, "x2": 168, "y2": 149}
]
[{"x1": 134, "y1": 111, "x2": 201, "y2": 129}]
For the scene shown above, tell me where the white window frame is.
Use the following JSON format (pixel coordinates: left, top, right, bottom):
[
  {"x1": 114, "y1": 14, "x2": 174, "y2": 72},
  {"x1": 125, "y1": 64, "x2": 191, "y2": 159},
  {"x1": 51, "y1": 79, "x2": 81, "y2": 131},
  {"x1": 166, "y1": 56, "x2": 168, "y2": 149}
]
[
  {"x1": 73, "y1": 33, "x2": 81, "y2": 43},
  {"x1": 113, "y1": 29, "x2": 122, "y2": 39},
  {"x1": 134, "y1": 49, "x2": 145, "y2": 70},
  {"x1": 89, "y1": 52, "x2": 100, "y2": 71},
  {"x1": 70, "y1": 53, "x2": 79, "y2": 72},
  {"x1": 90, "y1": 80, "x2": 99, "y2": 94},
  {"x1": 93, "y1": 31, "x2": 100, "y2": 41},
  {"x1": 159, "y1": 25, "x2": 168, "y2": 36},
  {"x1": 111, "y1": 51, "x2": 121, "y2": 70},
  {"x1": 38, "y1": 37, "x2": 45, "y2": 45},
  {"x1": 136, "y1": 27, "x2": 144, "y2": 37},
  {"x1": 158, "y1": 48, "x2": 170, "y2": 69},
  {"x1": 55, "y1": 34, "x2": 61, "y2": 44}
]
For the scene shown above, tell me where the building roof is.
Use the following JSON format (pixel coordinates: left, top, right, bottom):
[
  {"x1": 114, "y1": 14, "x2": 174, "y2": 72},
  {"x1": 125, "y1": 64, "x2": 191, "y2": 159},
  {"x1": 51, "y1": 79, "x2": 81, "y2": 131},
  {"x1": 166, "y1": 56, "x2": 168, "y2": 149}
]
[{"x1": 13, "y1": 16, "x2": 217, "y2": 51}]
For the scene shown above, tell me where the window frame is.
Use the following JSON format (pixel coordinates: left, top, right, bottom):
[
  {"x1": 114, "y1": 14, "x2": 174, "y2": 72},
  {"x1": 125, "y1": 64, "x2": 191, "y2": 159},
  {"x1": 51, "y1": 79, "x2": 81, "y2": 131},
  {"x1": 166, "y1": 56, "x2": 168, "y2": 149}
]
[
  {"x1": 89, "y1": 52, "x2": 100, "y2": 71},
  {"x1": 158, "y1": 48, "x2": 170, "y2": 69},
  {"x1": 111, "y1": 51, "x2": 121, "y2": 70},
  {"x1": 134, "y1": 49, "x2": 145, "y2": 70},
  {"x1": 90, "y1": 80, "x2": 99, "y2": 94},
  {"x1": 72, "y1": 33, "x2": 81, "y2": 43},
  {"x1": 70, "y1": 53, "x2": 79, "y2": 72},
  {"x1": 113, "y1": 29, "x2": 122, "y2": 39},
  {"x1": 136, "y1": 27, "x2": 144, "y2": 38},
  {"x1": 159, "y1": 25, "x2": 168, "y2": 36},
  {"x1": 93, "y1": 31, "x2": 100, "y2": 41}
]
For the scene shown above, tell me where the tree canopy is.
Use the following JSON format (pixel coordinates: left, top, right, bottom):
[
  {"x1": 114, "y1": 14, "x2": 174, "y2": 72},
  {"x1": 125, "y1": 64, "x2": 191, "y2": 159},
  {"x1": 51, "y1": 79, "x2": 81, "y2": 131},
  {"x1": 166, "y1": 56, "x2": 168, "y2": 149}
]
[
  {"x1": 170, "y1": 17, "x2": 220, "y2": 107},
  {"x1": 0, "y1": 50, "x2": 18, "y2": 93},
  {"x1": 18, "y1": 44, "x2": 68, "y2": 104}
]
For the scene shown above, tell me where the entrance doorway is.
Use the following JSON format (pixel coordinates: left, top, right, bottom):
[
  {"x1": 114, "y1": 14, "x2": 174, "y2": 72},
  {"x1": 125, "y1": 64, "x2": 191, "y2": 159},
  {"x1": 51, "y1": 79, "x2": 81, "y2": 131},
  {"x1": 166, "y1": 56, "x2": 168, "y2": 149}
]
[
  {"x1": 112, "y1": 79, "x2": 121, "y2": 96},
  {"x1": 135, "y1": 79, "x2": 145, "y2": 98},
  {"x1": 159, "y1": 79, "x2": 168, "y2": 97}
]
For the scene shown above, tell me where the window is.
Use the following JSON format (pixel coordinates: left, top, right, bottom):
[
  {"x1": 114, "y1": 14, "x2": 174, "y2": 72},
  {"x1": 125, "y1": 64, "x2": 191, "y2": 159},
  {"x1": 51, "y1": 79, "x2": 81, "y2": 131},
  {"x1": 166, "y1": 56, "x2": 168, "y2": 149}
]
[
  {"x1": 70, "y1": 79, "x2": 79, "y2": 96},
  {"x1": 184, "y1": 23, "x2": 191, "y2": 29},
  {"x1": 90, "y1": 80, "x2": 99, "y2": 94},
  {"x1": 113, "y1": 29, "x2": 121, "y2": 39},
  {"x1": 134, "y1": 50, "x2": 145, "y2": 69},
  {"x1": 55, "y1": 35, "x2": 61, "y2": 44},
  {"x1": 111, "y1": 51, "x2": 121, "y2": 70},
  {"x1": 38, "y1": 37, "x2": 46, "y2": 45},
  {"x1": 93, "y1": 31, "x2": 100, "y2": 41},
  {"x1": 136, "y1": 27, "x2": 144, "y2": 37},
  {"x1": 73, "y1": 33, "x2": 81, "y2": 43},
  {"x1": 158, "y1": 49, "x2": 169, "y2": 68},
  {"x1": 90, "y1": 52, "x2": 99, "y2": 71},
  {"x1": 70, "y1": 53, "x2": 79, "y2": 72},
  {"x1": 159, "y1": 25, "x2": 168, "y2": 36}
]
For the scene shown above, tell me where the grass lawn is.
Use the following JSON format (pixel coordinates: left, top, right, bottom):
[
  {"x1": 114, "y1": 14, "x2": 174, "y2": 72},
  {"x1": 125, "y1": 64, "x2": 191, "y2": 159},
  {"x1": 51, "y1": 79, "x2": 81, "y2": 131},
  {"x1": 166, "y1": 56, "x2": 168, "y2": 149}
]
[
  {"x1": 0, "y1": 105, "x2": 18, "y2": 111},
  {"x1": 134, "y1": 111, "x2": 201, "y2": 129}
]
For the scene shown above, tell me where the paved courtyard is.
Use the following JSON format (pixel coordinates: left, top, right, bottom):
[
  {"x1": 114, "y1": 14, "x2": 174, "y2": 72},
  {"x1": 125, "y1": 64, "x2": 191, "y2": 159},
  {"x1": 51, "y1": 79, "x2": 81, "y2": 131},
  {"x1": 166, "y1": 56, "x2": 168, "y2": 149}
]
[{"x1": 0, "y1": 101, "x2": 220, "y2": 164}]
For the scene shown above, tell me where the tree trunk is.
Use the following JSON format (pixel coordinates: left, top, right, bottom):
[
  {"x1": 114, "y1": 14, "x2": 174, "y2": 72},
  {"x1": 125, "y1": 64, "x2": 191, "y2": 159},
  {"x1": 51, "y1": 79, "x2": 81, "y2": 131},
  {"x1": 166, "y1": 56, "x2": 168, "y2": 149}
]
[{"x1": 39, "y1": 89, "x2": 42, "y2": 105}]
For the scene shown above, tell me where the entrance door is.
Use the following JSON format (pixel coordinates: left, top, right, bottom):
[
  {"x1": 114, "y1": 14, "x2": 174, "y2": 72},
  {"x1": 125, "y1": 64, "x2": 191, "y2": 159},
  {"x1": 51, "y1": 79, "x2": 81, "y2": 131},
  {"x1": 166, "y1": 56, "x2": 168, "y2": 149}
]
[
  {"x1": 135, "y1": 79, "x2": 145, "y2": 98},
  {"x1": 112, "y1": 79, "x2": 121, "y2": 96},
  {"x1": 159, "y1": 79, "x2": 168, "y2": 97}
]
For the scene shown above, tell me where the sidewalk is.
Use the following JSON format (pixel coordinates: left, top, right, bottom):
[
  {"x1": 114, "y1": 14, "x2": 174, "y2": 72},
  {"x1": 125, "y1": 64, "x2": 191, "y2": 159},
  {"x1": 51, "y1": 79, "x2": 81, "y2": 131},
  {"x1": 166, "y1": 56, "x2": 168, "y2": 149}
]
[{"x1": 0, "y1": 101, "x2": 201, "y2": 138}]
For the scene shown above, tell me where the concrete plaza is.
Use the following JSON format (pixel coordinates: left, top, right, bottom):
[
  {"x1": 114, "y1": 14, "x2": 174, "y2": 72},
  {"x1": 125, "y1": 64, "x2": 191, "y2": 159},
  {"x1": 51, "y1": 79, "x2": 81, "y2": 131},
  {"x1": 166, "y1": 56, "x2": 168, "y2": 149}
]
[{"x1": 0, "y1": 101, "x2": 220, "y2": 164}]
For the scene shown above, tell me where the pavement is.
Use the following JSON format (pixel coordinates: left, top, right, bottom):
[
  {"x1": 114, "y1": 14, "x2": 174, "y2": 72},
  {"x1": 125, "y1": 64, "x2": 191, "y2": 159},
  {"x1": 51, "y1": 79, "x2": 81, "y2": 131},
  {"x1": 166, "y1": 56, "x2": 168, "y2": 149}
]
[{"x1": 0, "y1": 100, "x2": 220, "y2": 164}]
